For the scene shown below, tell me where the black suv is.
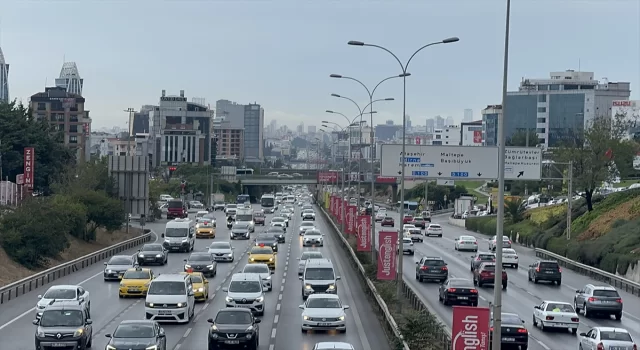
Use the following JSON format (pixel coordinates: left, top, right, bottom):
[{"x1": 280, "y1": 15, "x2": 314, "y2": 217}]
[
  {"x1": 415, "y1": 257, "x2": 448, "y2": 283},
  {"x1": 528, "y1": 260, "x2": 562, "y2": 285},
  {"x1": 137, "y1": 243, "x2": 168, "y2": 265},
  {"x1": 184, "y1": 252, "x2": 217, "y2": 277},
  {"x1": 33, "y1": 300, "x2": 93, "y2": 349},
  {"x1": 105, "y1": 320, "x2": 166, "y2": 350},
  {"x1": 207, "y1": 308, "x2": 261, "y2": 350}
]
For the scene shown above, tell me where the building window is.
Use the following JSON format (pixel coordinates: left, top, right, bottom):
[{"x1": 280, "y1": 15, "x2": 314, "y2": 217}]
[
  {"x1": 69, "y1": 125, "x2": 78, "y2": 133},
  {"x1": 538, "y1": 85, "x2": 548, "y2": 91},
  {"x1": 69, "y1": 136, "x2": 78, "y2": 144},
  {"x1": 537, "y1": 118, "x2": 546, "y2": 124},
  {"x1": 537, "y1": 107, "x2": 547, "y2": 113},
  {"x1": 549, "y1": 84, "x2": 560, "y2": 90},
  {"x1": 37, "y1": 103, "x2": 46, "y2": 110},
  {"x1": 69, "y1": 115, "x2": 79, "y2": 122},
  {"x1": 536, "y1": 128, "x2": 546, "y2": 134},
  {"x1": 538, "y1": 94, "x2": 547, "y2": 102},
  {"x1": 564, "y1": 85, "x2": 578, "y2": 90}
]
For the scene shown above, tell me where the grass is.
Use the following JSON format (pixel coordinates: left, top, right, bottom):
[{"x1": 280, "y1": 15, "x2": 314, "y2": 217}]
[
  {"x1": 611, "y1": 179, "x2": 640, "y2": 188},
  {"x1": 456, "y1": 180, "x2": 489, "y2": 202}
]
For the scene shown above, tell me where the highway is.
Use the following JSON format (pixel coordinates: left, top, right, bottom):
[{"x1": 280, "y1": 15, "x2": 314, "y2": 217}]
[
  {"x1": 378, "y1": 210, "x2": 640, "y2": 350},
  {"x1": 0, "y1": 203, "x2": 390, "y2": 350}
]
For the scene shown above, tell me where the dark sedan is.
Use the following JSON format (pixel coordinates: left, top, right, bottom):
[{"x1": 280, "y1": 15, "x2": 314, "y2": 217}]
[
  {"x1": 381, "y1": 217, "x2": 395, "y2": 227},
  {"x1": 266, "y1": 227, "x2": 286, "y2": 243},
  {"x1": 489, "y1": 313, "x2": 528, "y2": 350},
  {"x1": 438, "y1": 278, "x2": 478, "y2": 306},
  {"x1": 137, "y1": 244, "x2": 168, "y2": 266},
  {"x1": 208, "y1": 308, "x2": 260, "y2": 350},
  {"x1": 104, "y1": 255, "x2": 136, "y2": 281},
  {"x1": 105, "y1": 320, "x2": 167, "y2": 350},
  {"x1": 255, "y1": 234, "x2": 279, "y2": 252},
  {"x1": 183, "y1": 253, "x2": 217, "y2": 277}
]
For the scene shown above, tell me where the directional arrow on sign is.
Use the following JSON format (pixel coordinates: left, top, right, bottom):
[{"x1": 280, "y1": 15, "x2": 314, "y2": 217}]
[
  {"x1": 477, "y1": 172, "x2": 482, "y2": 177},
  {"x1": 517, "y1": 171, "x2": 524, "y2": 178}
]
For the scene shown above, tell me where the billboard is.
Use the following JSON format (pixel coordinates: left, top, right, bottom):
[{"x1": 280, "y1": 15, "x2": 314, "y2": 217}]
[
  {"x1": 23, "y1": 147, "x2": 35, "y2": 190},
  {"x1": 375, "y1": 176, "x2": 397, "y2": 184},
  {"x1": 451, "y1": 306, "x2": 490, "y2": 350},
  {"x1": 612, "y1": 100, "x2": 640, "y2": 142},
  {"x1": 357, "y1": 215, "x2": 371, "y2": 251},
  {"x1": 377, "y1": 231, "x2": 398, "y2": 280},
  {"x1": 347, "y1": 206, "x2": 357, "y2": 234},
  {"x1": 318, "y1": 171, "x2": 338, "y2": 183}
]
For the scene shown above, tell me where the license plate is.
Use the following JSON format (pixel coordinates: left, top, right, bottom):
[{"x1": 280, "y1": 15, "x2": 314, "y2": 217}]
[
  {"x1": 128, "y1": 288, "x2": 140, "y2": 291},
  {"x1": 318, "y1": 323, "x2": 331, "y2": 326},
  {"x1": 225, "y1": 340, "x2": 240, "y2": 344},
  {"x1": 50, "y1": 343, "x2": 67, "y2": 347},
  {"x1": 545, "y1": 271, "x2": 554, "y2": 273},
  {"x1": 171, "y1": 247, "x2": 179, "y2": 250},
  {"x1": 236, "y1": 305, "x2": 252, "y2": 308},
  {"x1": 145, "y1": 258, "x2": 155, "y2": 260},
  {"x1": 458, "y1": 296, "x2": 468, "y2": 300},
  {"x1": 501, "y1": 337, "x2": 515, "y2": 342},
  {"x1": 158, "y1": 310, "x2": 172, "y2": 315}
]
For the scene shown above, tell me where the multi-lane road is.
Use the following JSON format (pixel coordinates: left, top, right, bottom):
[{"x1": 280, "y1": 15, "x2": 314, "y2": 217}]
[
  {"x1": 0, "y1": 204, "x2": 390, "y2": 350},
  {"x1": 379, "y1": 210, "x2": 640, "y2": 350}
]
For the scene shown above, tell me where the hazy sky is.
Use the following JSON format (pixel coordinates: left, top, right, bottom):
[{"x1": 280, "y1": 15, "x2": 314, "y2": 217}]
[{"x1": 2, "y1": 0, "x2": 639, "y2": 130}]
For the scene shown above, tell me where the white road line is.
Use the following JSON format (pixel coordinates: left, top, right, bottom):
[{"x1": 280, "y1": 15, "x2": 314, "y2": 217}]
[
  {"x1": 271, "y1": 328, "x2": 277, "y2": 338},
  {"x1": 183, "y1": 328, "x2": 192, "y2": 338},
  {"x1": 281, "y1": 278, "x2": 286, "y2": 284},
  {"x1": 203, "y1": 303, "x2": 209, "y2": 310},
  {"x1": 209, "y1": 293, "x2": 215, "y2": 300},
  {"x1": 273, "y1": 315, "x2": 279, "y2": 323},
  {"x1": 215, "y1": 286, "x2": 221, "y2": 291},
  {"x1": 174, "y1": 344, "x2": 181, "y2": 350},
  {"x1": 534, "y1": 338, "x2": 551, "y2": 350},
  {"x1": 283, "y1": 272, "x2": 287, "y2": 277},
  {"x1": 479, "y1": 296, "x2": 487, "y2": 301},
  {"x1": 194, "y1": 314, "x2": 201, "y2": 322},
  {"x1": 276, "y1": 303, "x2": 281, "y2": 311},
  {"x1": 269, "y1": 344, "x2": 275, "y2": 350}
]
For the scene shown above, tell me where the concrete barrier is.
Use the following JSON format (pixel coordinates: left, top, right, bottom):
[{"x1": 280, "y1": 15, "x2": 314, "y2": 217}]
[{"x1": 447, "y1": 216, "x2": 466, "y2": 228}]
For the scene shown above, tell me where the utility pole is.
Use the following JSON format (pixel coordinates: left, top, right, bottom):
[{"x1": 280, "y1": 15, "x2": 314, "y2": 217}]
[
  {"x1": 424, "y1": 180, "x2": 429, "y2": 213},
  {"x1": 567, "y1": 161, "x2": 573, "y2": 240},
  {"x1": 124, "y1": 108, "x2": 135, "y2": 156}
]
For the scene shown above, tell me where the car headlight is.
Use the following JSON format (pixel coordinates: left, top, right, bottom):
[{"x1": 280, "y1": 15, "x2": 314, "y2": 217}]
[
  {"x1": 106, "y1": 269, "x2": 113, "y2": 273},
  {"x1": 138, "y1": 254, "x2": 145, "y2": 257},
  {"x1": 265, "y1": 276, "x2": 271, "y2": 280},
  {"x1": 250, "y1": 258, "x2": 255, "y2": 262},
  {"x1": 211, "y1": 325, "x2": 218, "y2": 331},
  {"x1": 256, "y1": 296, "x2": 264, "y2": 302},
  {"x1": 305, "y1": 284, "x2": 312, "y2": 290},
  {"x1": 227, "y1": 253, "x2": 233, "y2": 257},
  {"x1": 328, "y1": 284, "x2": 336, "y2": 290},
  {"x1": 146, "y1": 346, "x2": 158, "y2": 350},
  {"x1": 36, "y1": 329, "x2": 45, "y2": 337},
  {"x1": 146, "y1": 302, "x2": 154, "y2": 307},
  {"x1": 106, "y1": 346, "x2": 117, "y2": 350},
  {"x1": 303, "y1": 315, "x2": 310, "y2": 320},
  {"x1": 119, "y1": 282, "x2": 125, "y2": 287},
  {"x1": 225, "y1": 296, "x2": 233, "y2": 302},
  {"x1": 73, "y1": 328, "x2": 84, "y2": 337},
  {"x1": 269, "y1": 258, "x2": 274, "y2": 262},
  {"x1": 338, "y1": 315, "x2": 345, "y2": 321},
  {"x1": 207, "y1": 264, "x2": 214, "y2": 269},
  {"x1": 164, "y1": 239, "x2": 170, "y2": 243},
  {"x1": 176, "y1": 302, "x2": 184, "y2": 308},
  {"x1": 197, "y1": 287, "x2": 204, "y2": 292},
  {"x1": 181, "y1": 238, "x2": 188, "y2": 242},
  {"x1": 184, "y1": 264, "x2": 191, "y2": 269},
  {"x1": 156, "y1": 254, "x2": 162, "y2": 258}
]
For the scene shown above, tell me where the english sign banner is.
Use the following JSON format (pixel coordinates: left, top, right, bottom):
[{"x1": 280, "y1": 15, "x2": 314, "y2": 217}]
[
  {"x1": 357, "y1": 215, "x2": 371, "y2": 252},
  {"x1": 451, "y1": 306, "x2": 490, "y2": 350},
  {"x1": 377, "y1": 230, "x2": 398, "y2": 280},
  {"x1": 347, "y1": 206, "x2": 357, "y2": 234}
]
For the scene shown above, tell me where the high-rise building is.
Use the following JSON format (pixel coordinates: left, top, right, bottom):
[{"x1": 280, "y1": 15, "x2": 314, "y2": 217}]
[
  {"x1": 463, "y1": 109, "x2": 473, "y2": 122},
  {"x1": 0, "y1": 46, "x2": 8, "y2": 103},
  {"x1": 132, "y1": 105, "x2": 154, "y2": 135},
  {"x1": 296, "y1": 122, "x2": 304, "y2": 134},
  {"x1": 445, "y1": 116, "x2": 454, "y2": 126},
  {"x1": 55, "y1": 62, "x2": 84, "y2": 96},
  {"x1": 375, "y1": 120, "x2": 401, "y2": 141},
  {"x1": 308, "y1": 125, "x2": 316, "y2": 134},
  {"x1": 215, "y1": 99, "x2": 264, "y2": 163},
  {"x1": 425, "y1": 118, "x2": 435, "y2": 133},
  {"x1": 434, "y1": 115, "x2": 445, "y2": 129},
  {"x1": 30, "y1": 87, "x2": 92, "y2": 162},
  {"x1": 481, "y1": 105, "x2": 502, "y2": 146},
  {"x1": 406, "y1": 115, "x2": 412, "y2": 129}
]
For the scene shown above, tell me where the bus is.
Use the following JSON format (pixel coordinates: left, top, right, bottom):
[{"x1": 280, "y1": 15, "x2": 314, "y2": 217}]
[
  {"x1": 261, "y1": 194, "x2": 275, "y2": 208},
  {"x1": 236, "y1": 194, "x2": 250, "y2": 204},
  {"x1": 236, "y1": 168, "x2": 254, "y2": 176}
]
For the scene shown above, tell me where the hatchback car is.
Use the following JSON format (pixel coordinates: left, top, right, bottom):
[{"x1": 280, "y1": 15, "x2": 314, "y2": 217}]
[
  {"x1": 574, "y1": 285, "x2": 623, "y2": 320},
  {"x1": 381, "y1": 216, "x2": 395, "y2": 227},
  {"x1": 473, "y1": 262, "x2": 507, "y2": 290},
  {"x1": 425, "y1": 224, "x2": 443, "y2": 237},
  {"x1": 105, "y1": 320, "x2": 166, "y2": 350}
]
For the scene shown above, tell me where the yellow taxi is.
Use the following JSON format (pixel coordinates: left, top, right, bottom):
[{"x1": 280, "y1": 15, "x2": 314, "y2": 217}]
[
  {"x1": 183, "y1": 271, "x2": 209, "y2": 301},
  {"x1": 196, "y1": 219, "x2": 216, "y2": 238},
  {"x1": 118, "y1": 267, "x2": 154, "y2": 298},
  {"x1": 248, "y1": 244, "x2": 276, "y2": 270}
]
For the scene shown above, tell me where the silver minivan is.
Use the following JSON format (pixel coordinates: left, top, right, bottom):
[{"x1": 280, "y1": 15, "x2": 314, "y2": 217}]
[
  {"x1": 223, "y1": 273, "x2": 266, "y2": 316},
  {"x1": 300, "y1": 259, "x2": 340, "y2": 300},
  {"x1": 145, "y1": 274, "x2": 195, "y2": 323}
]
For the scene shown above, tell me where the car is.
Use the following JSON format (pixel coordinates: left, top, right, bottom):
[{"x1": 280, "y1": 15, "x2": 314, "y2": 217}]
[
  {"x1": 302, "y1": 204, "x2": 313, "y2": 212},
  {"x1": 527, "y1": 260, "x2": 562, "y2": 285},
  {"x1": 145, "y1": 273, "x2": 196, "y2": 323},
  {"x1": 470, "y1": 252, "x2": 496, "y2": 272},
  {"x1": 489, "y1": 235, "x2": 512, "y2": 250},
  {"x1": 248, "y1": 244, "x2": 277, "y2": 269},
  {"x1": 183, "y1": 252, "x2": 217, "y2": 277},
  {"x1": 375, "y1": 212, "x2": 386, "y2": 222},
  {"x1": 253, "y1": 212, "x2": 266, "y2": 226},
  {"x1": 403, "y1": 224, "x2": 423, "y2": 242},
  {"x1": 265, "y1": 226, "x2": 286, "y2": 243},
  {"x1": 33, "y1": 300, "x2": 93, "y2": 350},
  {"x1": 473, "y1": 262, "x2": 507, "y2": 290},
  {"x1": 105, "y1": 320, "x2": 166, "y2": 350},
  {"x1": 411, "y1": 217, "x2": 427, "y2": 229},
  {"x1": 425, "y1": 223, "x2": 443, "y2": 237},
  {"x1": 298, "y1": 251, "x2": 324, "y2": 275},
  {"x1": 400, "y1": 237, "x2": 414, "y2": 255},
  {"x1": 230, "y1": 222, "x2": 251, "y2": 240},
  {"x1": 381, "y1": 216, "x2": 395, "y2": 227},
  {"x1": 185, "y1": 271, "x2": 210, "y2": 301},
  {"x1": 299, "y1": 294, "x2": 349, "y2": 333},
  {"x1": 303, "y1": 229, "x2": 325, "y2": 247},
  {"x1": 299, "y1": 221, "x2": 316, "y2": 235},
  {"x1": 271, "y1": 216, "x2": 288, "y2": 229},
  {"x1": 300, "y1": 258, "x2": 340, "y2": 300},
  {"x1": 574, "y1": 284, "x2": 623, "y2": 320},
  {"x1": 402, "y1": 214, "x2": 414, "y2": 224},
  {"x1": 255, "y1": 233, "x2": 279, "y2": 252},
  {"x1": 579, "y1": 327, "x2": 637, "y2": 350},
  {"x1": 207, "y1": 308, "x2": 260, "y2": 350},
  {"x1": 104, "y1": 255, "x2": 136, "y2": 281},
  {"x1": 196, "y1": 210, "x2": 210, "y2": 219},
  {"x1": 213, "y1": 201, "x2": 226, "y2": 211},
  {"x1": 313, "y1": 342, "x2": 355, "y2": 350},
  {"x1": 137, "y1": 243, "x2": 169, "y2": 265},
  {"x1": 243, "y1": 263, "x2": 274, "y2": 292},
  {"x1": 195, "y1": 219, "x2": 216, "y2": 238},
  {"x1": 532, "y1": 301, "x2": 580, "y2": 334},
  {"x1": 489, "y1": 313, "x2": 528, "y2": 349},
  {"x1": 36, "y1": 285, "x2": 90, "y2": 319},
  {"x1": 415, "y1": 256, "x2": 448, "y2": 283},
  {"x1": 502, "y1": 248, "x2": 519, "y2": 268},
  {"x1": 438, "y1": 278, "x2": 478, "y2": 306},
  {"x1": 208, "y1": 242, "x2": 234, "y2": 262},
  {"x1": 302, "y1": 209, "x2": 316, "y2": 221},
  {"x1": 119, "y1": 267, "x2": 155, "y2": 298},
  {"x1": 223, "y1": 273, "x2": 266, "y2": 315},
  {"x1": 279, "y1": 209, "x2": 293, "y2": 220},
  {"x1": 454, "y1": 235, "x2": 478, "y2": 252},
  {"x1": 224, "y1": 203, "x2": 238, "y2": 216}
]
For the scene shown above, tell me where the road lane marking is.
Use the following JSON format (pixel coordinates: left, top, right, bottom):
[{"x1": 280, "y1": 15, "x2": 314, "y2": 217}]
[
  {"x1": 273, "y1": 314, "x2": 279, "y2": 323},
  {"x1": 271, "y1": 328, "x2": 277, "y2": 338},
  {"x1": 183, "y1": 328, "x2": 191, "y2": 338},
  {"x1": 276, "y1": 303, "x2": 281, "y2": 311}
]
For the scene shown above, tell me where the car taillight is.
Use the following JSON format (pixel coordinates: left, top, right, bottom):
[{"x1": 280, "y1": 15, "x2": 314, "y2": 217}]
[
  {"x1": 558, "y1": 268, "x2": 562, "y2": 273},
  {"x1": 517, "y1": 329, "x2": 527, "y2": 334},
  {"x1": 508, "y1": 240, "x2": 512, "y2": 244},
  {"x1": 545, "y1": 316, "x2": 554, "y2": 320},
  {"x1": 596, "y1": 343, "x2": 604, "y2": 350},
  {"x1": 448, "y1": 288, "x2": 456, "y2": 292},
  {"x1": 490, "y1": 327, "x2": 493, "y2": 332},
  {"x1": 535, "y1": 267, "x2": 540, "y2": 272},
  {"x1": 473, "y1": 242, "x2": 477, "y2": 244},
  {"x1": 616, "y1": 298, "x2": 623, "y2": 303},
  {"x1": 470, "y1": 289, "x2": 478, "y2": 293},
  {"x1": 632, "y1": 344, "x2": 636, "y2": 350},
  {"x1": 442, "y1": 267, "x2": 448, "y2": 271},
  {"x1": 476, "y1": 257, "x2": 482, "y2": 261},
  {"x1": 588, "y1": 297, "x2": 597, "y2": 302},
  {"x1": 420, "y1": 266, "x2": 429, "y2": 270},
  {"x1": 571, "y1": 317, "x2": 579, "y2": 322}
]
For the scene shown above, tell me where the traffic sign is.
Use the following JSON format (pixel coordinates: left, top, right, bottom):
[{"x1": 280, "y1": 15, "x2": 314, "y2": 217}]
[
  {"x1": 437, "y1": 179, "x2": 455, "y2": 186},
  {"x1": 380, "y1": 144, "x2": 499, "y2": 179},
  {"x1": 504, "y1": 147, "x2": 542, "y2": 180}
]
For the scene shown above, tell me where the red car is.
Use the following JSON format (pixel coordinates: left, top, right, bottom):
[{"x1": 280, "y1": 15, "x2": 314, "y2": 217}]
[
  {"x1": 473, "y1": 262, "x2": 508, "y2": 290},
  {"x1": 381, "y1": 217, "x2": 395, "y2": 227},
  {"x1": 403, "y1": 215, "x2": 414, "y2": 224}
]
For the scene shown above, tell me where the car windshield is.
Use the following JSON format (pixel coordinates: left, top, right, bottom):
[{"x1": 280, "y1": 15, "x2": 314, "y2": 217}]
[
  {"x1": 545, "y1": 303, "x2": 575, "y2": 313},
  {"x1": 227, "y1": 205, "x2": 237, "y2": 209},
  {"x1": 429, "y1": 225, "x2": 441, "y2": 229},
  {"x1": 423, "y1": 260, "x2": 445, "y2": 267},
  {"x1": 108, "y1": 257, "x2": 132, "y2": 265},
  {"x1": 305, "y1": 231, "x2": 321, "y2": 236},
  {"x1": 244, "y1": 265, "x2": 269, "y2": 274},
  {"x1": 215, "y1": 311, "x2": 252, "y2": 325},
  {"x1": 593, "y1": 290, "x2": 620, "y2": 297},
  {"x1": 305, "y1": 267, "x2": 334, "y2": 280},
  {"x1": 479, "y1": 254, "x2": 495, "y2": 260},
  {"x1": 384, "y1": 217, "x2": 393, "y2": 220},
  {"x1": 501, "y1": 314, "x2": 523, "y2": 325},
  {"x1": 167, "y1": 200, "x2": 183, "y2": 209},
  {"x1": 165, "y1": 228, "x2": 188, "y2": 237},
  {"x1": 539, "y1": 262, "x2": 559, "y2": 269},
  {"x1": 148, "y1": 281, "x2": 186, "y2": 295},
  {"x1": 197, "y1": 222, "x2": 213, "y2": 227},
  {"x1": 503, "y1": 249, "x2": 516, "y2": 254},
  {"x1": 460, "y1": 236, "x2": 475, "y2": 241},
  {"x1": 43, "y1": 288, "x2": 76, "y2": 299},
  {"x1": 403, "y1": 238, "x2": 412, "y2": 243},
  {"x1": 233, "y1": 224, "x2": 249, "y2": 229},
  {"x1": 307, "y1": 298, "x2": 341, "y2": 308},
  {"x1": 600, "y1": 331, "x2": 632, "y2": 342},
  {"x1": 301, "y1": 222, "x2": 315, "y2": 227},
  {"x1": 413, "y1": 218, "x2": 424, "y2": 221},
  {"x1": 40, "y1": 310, "x2": 84, "y2": 327},
  {"x1": 303, "y1": 210, "x2": 314, "y2": 213},
  {"x1": 267, "y1": 228, "x2": 284, "y2": 233},
  {"x1": 190, "y1": 275, "x2": 203, "y2": 283},
  {"x1": 272, "y1": 217, "x2": 285, "y2": 222},
  {"x1": 301, "y1": 252, "x2": 323, "y2": 260},
  {"x1": 482, "y1": 264, "x2": 496, "y2": 271},
  {"x1": 210, "y1": 243, "x2": 231, "y2": 249},
  {"x1": 189, "y1": 254, "x2": 212, "y2": 261},
  {"x1": 449, "y1": 279, "x2": 474, "y2": 288},
  {"x1": 142, "y1": 245, "x2": 163, "y2": 252},
  {"x1": 113, "y1": 324, "x2": 155, "y2": 338},
  {"x1": 251, "y1": 248, "x2": 273, "y2": 254},
  {"x1": 229, "y1": 281, "x2": 262, "y2": 293},
  {"x1": 123, "y1": 270, "x2": 150, "y2": 279}
]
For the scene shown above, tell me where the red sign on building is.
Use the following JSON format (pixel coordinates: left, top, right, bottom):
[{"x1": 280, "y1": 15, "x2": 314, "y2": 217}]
[
  {"x1": 375, "y1": 176, "x2": 397, "y2": 184},
  {"x1": 318, "y1": 172, "x2": 338, "y2": 183},
  {"x1": 357, "y1": 215, "x2": 371, "y2": 251},
  {"x1": 451, "y1": 306, "x2": 490, "y2": 350},
  {"x1": 23, "y1": 147, "x2": 35, "y2": 190},
  {"x1": 346, "y1": 206, "x2": 357, "y2": 234},
  {"x1": 377, "y1": 231, "x2": 398, "y2": 280},
  {"x1": 473, "y1": 130, "x2": 482, "y2": 144}
]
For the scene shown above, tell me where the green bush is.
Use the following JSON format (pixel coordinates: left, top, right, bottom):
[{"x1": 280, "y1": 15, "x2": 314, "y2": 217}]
[{"x1": 572, "y1": 189, "x2": 640, "y2": 235}]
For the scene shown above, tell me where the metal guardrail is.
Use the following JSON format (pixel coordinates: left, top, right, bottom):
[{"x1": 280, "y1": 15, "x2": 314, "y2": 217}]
[
  {"x1": 534, "y1": 248, "x2": 640, "y2": 297},
  {"x1": 0, "y1": 229, "x2": 153, "y2": 304}
]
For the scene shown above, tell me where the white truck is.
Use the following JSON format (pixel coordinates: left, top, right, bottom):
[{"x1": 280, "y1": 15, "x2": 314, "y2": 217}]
[
  {"x1": 234, "y1": 207, "x2": 255, "y2": 233},
  {"x1": 454, "y1": 196, "x2": 473, "y2": 218},
  {"x1": 211, "y1": 193, "x2": 226, "y2": 211}
]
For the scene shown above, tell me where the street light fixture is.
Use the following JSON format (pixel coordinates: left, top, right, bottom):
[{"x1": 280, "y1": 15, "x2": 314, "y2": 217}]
[{"x1": 347, "y1": 36, "x2": 459, "y2": 314}]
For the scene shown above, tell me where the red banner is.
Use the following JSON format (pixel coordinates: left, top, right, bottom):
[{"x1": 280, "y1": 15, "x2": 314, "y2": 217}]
[
  {"x1": 23, "y1": 147, "x2": 35, "y2": 190},
  {"x1": 329, "y1": 195, "x2": 335, "y2": 216},
  {"x1": 339, "y1": 200, "x2": 345, "y2": 224},
  {"x1": 318, "y1": 172, "x2": 338, "y2": 183},
  {"x1": 375, "y1": 176, "x2": 397, "y2": 184},
  {"x1": 357, "y1": 215, "x2": 371, "y2": 251},
  {"x1": 473, "y1": 130, "x2": 482, "y2": 144},
  {"x1": 377, "y1": 231, "x2": 398, "y2": 280},
  {"x1": 346, "y1": 206, "x2": 357, "y2": 234},
  {"x1": 452, "y1": 306, "x2": 490, "y2": 350}
]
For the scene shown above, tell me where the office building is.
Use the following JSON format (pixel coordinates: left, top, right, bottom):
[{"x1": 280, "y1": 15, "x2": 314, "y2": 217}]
[
  {"x1": 463, "y1": 109, "x2": 473, "y2": 122},
  {"x1": 460, "y1": 120, "x2": 483, "y2": 146},
  {"x1": 445, "y1": 116, "x2": 455, "y2": 126},
  {"x1": 0, "y1": 46, "x2": 8, "y2": 103},
  {"x1": 375, "y1": 120, "x2": 402, "y2": 141},
  {"x1": 214, "y1": 126, "x2": 244, "y2": 160},
  {"x1": 481, "y1": 105, "x2": 501, "y2": 146},
  {"x1": 215, "y1": 99, "x2": 264, "y2": 163},
  {"x1": 151, "y1": 90, "x2": 213, "y2": 167},
  {"x1": 431, "y1": 125, "x2": 460, "y2": 146},
  {"x1": 55, "y1": 62, "x2": 84, "y2": 96},
  {"x1": 216, "y1": 99, "x2": 245, "y2": 127},
  {"x1": 482, "y1": 70, "x2": 631, "y2": 148},
  {"x1": 406, "y1": 115, "x2": 412, "y2": 129},
  {"x1": 434, "y1": 116, "x2": 445, "y2": 129},
  {"x1": 30, "y1": 87, "x2": 92, "y2": 162},
  {"x1": 425, "y1": 118, "x2": 435, "y2": 133},
  {"x1": 296, "y1": 123, "x2": 304, "y2": 134},
  {"x1": 308, "y1": 125, "x2": 316, "y2": 134},
  {"x1": 131, "y1": 105, "x2": 154, "y2": 135}
]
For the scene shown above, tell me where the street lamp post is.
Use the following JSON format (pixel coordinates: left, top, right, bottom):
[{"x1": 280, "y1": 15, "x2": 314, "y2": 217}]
[
  {"x1": 348, "y1": 36, "x2": 459, "y2": 313},
  {"x1": 330, "y1": 73, "x2": 406, "y2": 262}
]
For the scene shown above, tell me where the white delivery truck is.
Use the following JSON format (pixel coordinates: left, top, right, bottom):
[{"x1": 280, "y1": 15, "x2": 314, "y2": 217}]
[{"x1": 235, "y1": 207, "x2": 255, "y2": 233}]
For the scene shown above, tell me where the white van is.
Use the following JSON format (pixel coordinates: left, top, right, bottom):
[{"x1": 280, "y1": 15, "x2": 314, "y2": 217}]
[
  {"x1": 145, "y1": 273, "x2": 195, "y2": 323},
  {"x1": 162, "y1": 218, "x2": 195, "y2": 252}
]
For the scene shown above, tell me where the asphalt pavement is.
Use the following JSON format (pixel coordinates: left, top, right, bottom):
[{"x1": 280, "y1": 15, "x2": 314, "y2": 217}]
[
  {"x1": 380, "y1": 211, "x2": 640, "y2": 350},
  {"x1": 0, "y1": 204, "x2": 391, "y2": 350}
]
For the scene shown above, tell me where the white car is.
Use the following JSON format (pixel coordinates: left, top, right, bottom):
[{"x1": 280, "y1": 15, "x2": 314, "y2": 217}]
[
  {"x1": 502, "y1": 248, "x2": 519, "y2": 268},
  {"x1": 208, "y1": 242, "x2": 234, "y2": 262},
  {"x1": 159, "y1": 194, "x2": 173, "y2": 202},
  {"x1": 303, "y1": 229, "x2": 324, "y2": 247},
  {"x1": 454, "y1": 235, "x2": 478, "y2": 252},
  {"x1": 302, "y1": 210, "x2": 316, "y2": 221},
  {"x1": 299, "y1": 222, "x2": 316, "y2": 235},
  {"x1": 271, "y1": 216, "x2": 288, "y2": 228},
  {"x1": 36, "y1": 285, "x2": 90, "y2": 318},
  {"x1": 298, "y1": 251, "x2": 324, "y2": 275},
  {"x1": 243, "y1": 263, "x2": 273, "y2": 291},
  {"x1": 489, "y1": 235, "x2": 512, "y2": 250},
  {"x1": 400, "y1": 237, "x2": 414, "y2": 255},
  {"x1": 532, "y1": 301, "x2": 580, "y2": 334},
  {"x1": 299, "y1": 294, "x2": 349, "y2": 333},
  {"x1": 375, "y1": 212, "x2": 386, "y2": 222},
  {"x1": 313, "y1": 343, "x2": 355, "y2": 350},
  {"x1": 425, "y1": 224, "x2": 443, "y2": 237},
  {"x1": 579, "y1": 327, "x2": 637, "y2": 350}
]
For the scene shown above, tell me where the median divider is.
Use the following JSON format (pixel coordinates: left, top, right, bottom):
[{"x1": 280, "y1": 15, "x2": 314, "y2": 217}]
[
  {"x1": 0, "y1": 228, "x2": 154, "y2": 304},
  {"x1": 534, "y1": 248, "x2": 640, "y2": 297}
]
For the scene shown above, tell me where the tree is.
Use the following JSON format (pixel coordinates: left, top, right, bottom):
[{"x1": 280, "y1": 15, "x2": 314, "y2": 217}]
[
  {"x1": 506, "y1": 129, "x2": 539, "y2": 147},
  {"x1": 73, "y1": 191, "x2": 125, "y2": 240},
  {"x1": 54, "y1": 157, "x2": 116, "y2": 197},
  {"x1": 554, "y1": 114, "x2": 637, "y2": 211},
  {"x1": 504, "y1": 198, "x2": 525, "y2": 223},
  {"x1": 0, "y1": 102, "x2": 75, "y2": 194}
]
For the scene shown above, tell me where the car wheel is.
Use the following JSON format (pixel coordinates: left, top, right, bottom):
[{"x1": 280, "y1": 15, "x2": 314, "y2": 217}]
[
  {"x1": 615, "y1": 312, "x2": 622, "y2": 320},
  {"x1": 574, "y1": 299, "x2": 580, "y2": 313},
  {"x1": 514, "y1": 264, "x2": 518, "y2": 269},
  {"x1": 532, "y1": 315, "x2": 537, "y2": 327},
  {"x1": 86, "y1": 334, "x2": 92, "y2": 348}
]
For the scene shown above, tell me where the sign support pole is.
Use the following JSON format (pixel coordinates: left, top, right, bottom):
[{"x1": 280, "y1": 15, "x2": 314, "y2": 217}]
[{"x1": 567, "y1": 161, "x2": 573, "y2": 240}]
